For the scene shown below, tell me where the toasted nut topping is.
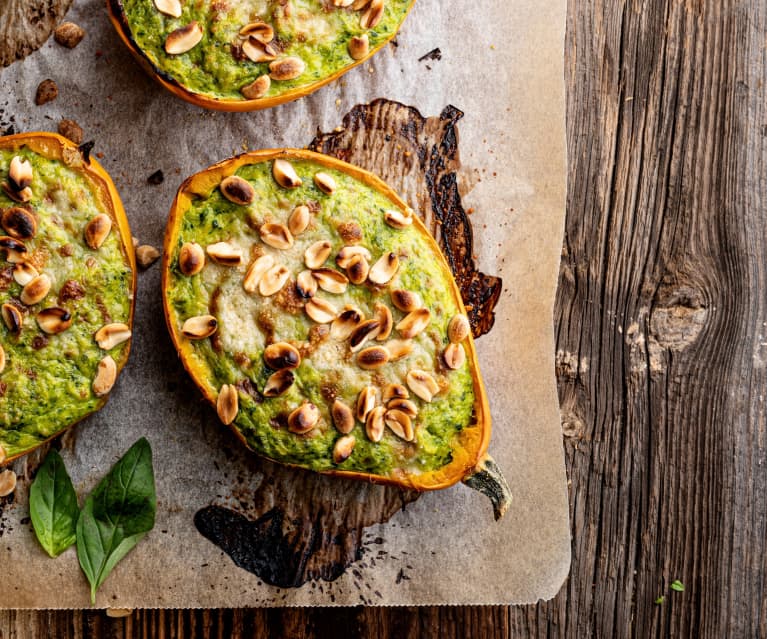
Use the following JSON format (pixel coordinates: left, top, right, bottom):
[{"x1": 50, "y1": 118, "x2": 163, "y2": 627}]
[
  {"x1": 241, "y1": 74, "x2": 271, "y2": 99},
  {"x1": 384, "y1": 208, "x2": 414, "y2": 229},
  {"x1": 391, "y1": 289, "x2": 422, "y2": 313},
  {"x1": 288, "y1": 205, "x2": 311, "y2": 236},
  {"x1": 0, "y1": 445, "x2": 5, "y2": 464},
  {"x1": 2, "y1": 207, "x2": 36, "y2": 239},
  {"x1": 331, "y1": 399, "x2": 355, "y2": 434},
  {"x1": 443, "y1": 342, "x2": 466, "y2": 370},
  {"x1": 333, "y1": 434, "x2": 356, "y2": 463},
  {"x1": 20, "y1": 273, "x2": 51, "y2": 305},
  {"x1": 206, "y1": 241, "x2": 243, "y2": 266},
  {"x1": 330, "y1": 308, "x2": 363, "y2": 340},
  {"x1": 136, "y1": 245, "x2": 161, "y2": 268},
  {"x1": 154, "y1": 0, "x2": 181, "y2": 17},
  {"x1": 181, "y1": 315, "x2": 218, "y2": 339},
  {"x1": 95, "y1": 322, "x2": 132, "y2": 349},
  {"x1": 1, "y1": 183, "x2": 32, "y2": 203},
  {"x1": 272, "y1": 159, "x2": 302, "y2": 188},
  {"x1": 9, "y1": 156, "x2": 32, "y2": 191},
  {"x1": 243, "y1": 254, "x2": 275, "y2": 293},
  {"x1": 387, "y1": 398, "x2": 418, "y2": 419},
  {"x1": 296, "y1": 269, "x2": 318, "y2": 298},
  {"x1": 152, "y1": 0, "x2": 182, "y2": 17},
  {"x1": 12, "y1": 262, "x2": 38, "y2": 286},
  {"x1": 0, "y1": 236, "x2": 27, "y2": 263},
  {"x1": 385, "y1": 409, "x2": 414, "y2": 441},
  {"x1": 312, "y1": 268, "x2": 348, "y2": 294},
  {"x1": 259, "y1": 223, "x2": 294, "y2": 250},
  {"x1": 217, "y1": 384, "x2": 239, "y2": 425},
  {"x1": 179, "y1": 242, "x2": 205, "y2": 275},
  {"x1": 386, "y1": 338, "x2": 414, "y2": 361},
  {"x1": 0, "y1": 469, "x2": 17, "y2": 497},
  {"x1": 263, "y1": 369, "x2": 295, "y2": 397},
  {"x1": 242, "y1": 37, "x2": 278, "y2": 63},
  {"x1": 352, "y1": 0, "x2": 371, "y2": 9},
  {"x1": 357, "y1": 345, "x2": 389, "y2": 370},
  {"x1": 382, "y1": 383, "x2": 409, "y2": 402},
  {"x1": 305, "y1": 297, "x2": 338, "y2": 323},
  {"x1": 36, "y1": 307, "x2": 73, "y2": 334},
  {"x1": 92, "y1": 355, "x2": 117, "y2": 396},
  {"x1": 239, "y1": 21, "x2": 275, "y2": 43},
  {"x1": 346, "y1": 254, "x2": 369, "y2": 285},
  {"x1": 269, "y1": 56, "x2": 306, "y2": 81},
  {"x1": 84, "y1": 214, "x2": 112, "y2": 249},
  {"x1": 313, "y1": 172, "x2": 337, "y2": 195},
  {"x1": 360, "y1": 0, "x2": 384, "y2": 28},
  {"x1": 288, "y1": 402, "x2": 320, "y2": 434},
  {"x1": 396, "y1": 308, "x2": 431, "y2": 339},
  {"x1": 373, "y1": 303, "x2": 392, "y2": 341},
  {"x1": 2, "y1": 304, "x2": 22, "y2": 333},
  {"x1": 336, "y1": 245, "x2": 371, "y2": 269},
  {"x1": 220, "y1": 175, "x2": 256, "y2": 205},
  {"x1": 406, "y1": 369, "x2": 440, "y2": 402},
  {"x1": 165, "y1": 21, "x2": 203, "y2": 55},
  {"x1": 368, "y1": 252, "x2": 399, "y2": 285},
  {"x1": 356, "y1": 386, "x2": 377, "y2": 422},
  {"x1": 259, "y1": 264, "x2": 291, "y2": 296},
  {"x1": 348, "y1": 34, "x2": 369, "y2": 60},
  {"x1": 365, "y1": 406, "x2": 385, "y2": 442},
  {"x1": 448, "y1": 314, "x2": 471, "y2": 343},
  {"x1": 304, "y1": 240, "x2": 332, "y2": 269},
  {"x1": 0, "y1": 343, "x2": 5, "y2": 374},
  {"x1": 349, "y1": 319, "x2": 380, "y2": 352},
  {"x1": 264, "y1": 342, "x2": 301, "y2": 370}
]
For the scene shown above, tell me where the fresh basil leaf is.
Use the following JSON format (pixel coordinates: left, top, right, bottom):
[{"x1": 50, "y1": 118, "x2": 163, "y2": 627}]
[
  {"x1": 29, "y1": 449, "x2": 79, "y2": 557},
  {"x1": 76, "y1": 437, "x2": 156, "y2": 604}
]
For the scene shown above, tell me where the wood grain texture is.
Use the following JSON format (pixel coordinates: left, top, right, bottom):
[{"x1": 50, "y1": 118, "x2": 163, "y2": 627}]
[{"x1": 3, "y1": 0, "x2": 762, "y2": 635}]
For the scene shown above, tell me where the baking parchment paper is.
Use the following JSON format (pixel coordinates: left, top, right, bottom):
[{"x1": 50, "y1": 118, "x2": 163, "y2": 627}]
[{"x1": 0, "y1": 0, "x2": 569, "y2": 607}]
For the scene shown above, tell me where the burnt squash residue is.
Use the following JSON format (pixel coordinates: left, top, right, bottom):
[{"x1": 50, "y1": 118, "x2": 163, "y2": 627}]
[{"x1": 195, "y1": 99, "x2": 502, "y2": 587}]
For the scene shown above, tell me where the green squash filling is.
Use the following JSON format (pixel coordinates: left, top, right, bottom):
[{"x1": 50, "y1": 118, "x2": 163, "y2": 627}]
[
  {"x1": 0, "y1": 148, "x2": 133, "y2": 459},
  {"x1": 165, "y1": 158, "x2": 475, "y2": 477},
  {"x1": 119, "y1": 0, "x2": 413, "y2": 101}
]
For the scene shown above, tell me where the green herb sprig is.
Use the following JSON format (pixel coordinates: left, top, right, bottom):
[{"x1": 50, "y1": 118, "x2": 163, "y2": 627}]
[{"x1": 29, "y1": 438, "x2": 156, "y2": 605}]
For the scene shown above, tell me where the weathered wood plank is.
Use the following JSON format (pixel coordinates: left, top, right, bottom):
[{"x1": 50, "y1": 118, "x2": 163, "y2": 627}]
[{"x1": 511, "y1": 0, "x2": 767, "y2": 636}]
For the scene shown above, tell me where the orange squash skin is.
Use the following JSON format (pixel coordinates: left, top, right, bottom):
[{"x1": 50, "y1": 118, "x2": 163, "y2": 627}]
[
  {"x1": 162, "y1": 149, "x2": 491, "y2": 491},
  {"x1": 106, "y1": 0, "x2": 416, "y2": 112},
  {"x1": 0, "y1": 133, "x2": 137, "y2": 464}
]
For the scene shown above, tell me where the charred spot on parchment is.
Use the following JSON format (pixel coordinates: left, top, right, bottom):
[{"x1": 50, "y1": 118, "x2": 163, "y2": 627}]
[
  {"x1": 194, "y1": 442, "x2": 419, "y2": 588},
  {"x1": 309, "y1": 98, "x2": 502, "y2": 337},
  {"x1": 0, "y1": 0, "x2": 74, "y2": 67},
  {"x1": 195, "y1": 99, "x2": 500, "y2": 588}
]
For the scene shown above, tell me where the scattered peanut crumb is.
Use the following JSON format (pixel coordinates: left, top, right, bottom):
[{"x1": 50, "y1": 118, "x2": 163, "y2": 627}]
[
  {"x1": 35, "y1": 79, "x2": 58, "y2": 106},
  {"x1": 136, "y1": 245, "x2": 161, "y2": 269},
  {"x1": 54, "y1": 22, "x2": 86, "y2": 49},
  {"x1": 105, "y1": 608, "x2": 134, "y2": 618},
  {"x1": 0, "y1": 469, "x2": 17, "y2": 497},
  {"x1": 58, "y1": 119, "x2": 83, "y2": 145}
]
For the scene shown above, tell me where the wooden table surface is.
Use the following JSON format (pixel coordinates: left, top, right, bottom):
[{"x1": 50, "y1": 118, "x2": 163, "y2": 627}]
[{"x1": 3, "y1": 0, "x2": 764, "y2": 636}]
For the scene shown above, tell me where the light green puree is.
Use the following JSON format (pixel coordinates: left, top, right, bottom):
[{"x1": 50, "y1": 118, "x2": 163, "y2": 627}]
[
  {"x1": 0, "y1": 149, "x2": 132, "y2": 459},
  {"x1": 166, "y1": 159, "x2": 475, "y2": 477},
  {"x1": 121, "y1": 0, "x2": 413, "y2": 100}
]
